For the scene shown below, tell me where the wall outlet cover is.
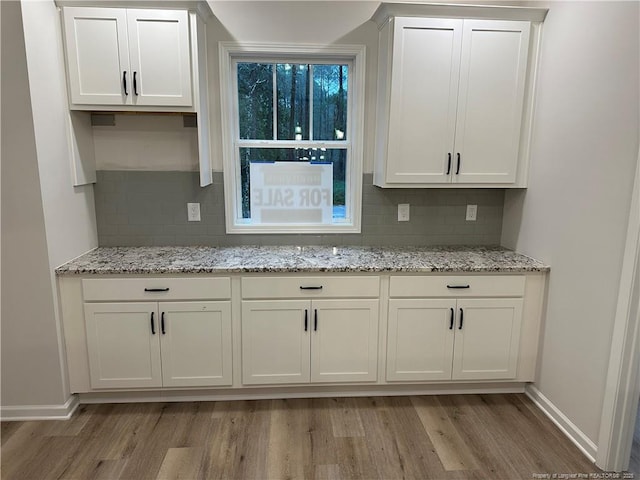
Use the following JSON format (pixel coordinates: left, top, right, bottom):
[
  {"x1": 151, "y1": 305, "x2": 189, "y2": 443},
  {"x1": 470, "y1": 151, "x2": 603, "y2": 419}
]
[
  {"x1": 466, "y1": 204, "x2": 478, "y2": 221},
  {"x1": 398, "y1": 203, "x2": 410, "y2": 222},
  {"x1": 187, "y1": 202, "x2": 201, "y2": 222}
]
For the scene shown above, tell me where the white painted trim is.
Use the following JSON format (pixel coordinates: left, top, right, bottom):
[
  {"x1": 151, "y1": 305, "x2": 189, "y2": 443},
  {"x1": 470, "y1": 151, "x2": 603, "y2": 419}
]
[
  {"x1": 525, "y1": 385, "x2": 597, "y2": 462},
  {"x1": 370, "y1": 2, "x2": 548, "y2": 27},
  {"x1": 218, "y1": 42, "x2": 365, "y2": 234},
  {"x1": 78, "y1": 383, "x2": 526, "y2": 404},
  {"x1": 0, "y1": 395, "x2": 79, "y2": 421},
  {"x1": 596, "y1": 148, "x2": 640, "y2": 471}
]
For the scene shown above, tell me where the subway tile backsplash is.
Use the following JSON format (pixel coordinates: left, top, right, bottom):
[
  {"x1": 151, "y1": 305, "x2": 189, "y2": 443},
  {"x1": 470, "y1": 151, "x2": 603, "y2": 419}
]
[{"x1": 95, "y1": 171, "x2": 504, "y2": 247}]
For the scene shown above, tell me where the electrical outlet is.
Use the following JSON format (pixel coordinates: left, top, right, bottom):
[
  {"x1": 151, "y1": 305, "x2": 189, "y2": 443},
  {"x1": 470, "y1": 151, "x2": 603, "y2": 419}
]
[
  {"x1": 187, "y1": 203, "x2": 201, "y2": 222},
  {"x1": 398, "y1": 203, "x2": 410, "y2": 222},
  {"x1": 466, "y1": 204, "x2": 477, "y2": 221}
]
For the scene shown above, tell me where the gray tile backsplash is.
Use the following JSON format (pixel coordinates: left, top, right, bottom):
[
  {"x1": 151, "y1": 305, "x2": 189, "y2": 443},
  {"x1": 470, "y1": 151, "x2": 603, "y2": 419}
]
[{"x1": 95, "y1": 171, "x2": 504, "y2": 247}]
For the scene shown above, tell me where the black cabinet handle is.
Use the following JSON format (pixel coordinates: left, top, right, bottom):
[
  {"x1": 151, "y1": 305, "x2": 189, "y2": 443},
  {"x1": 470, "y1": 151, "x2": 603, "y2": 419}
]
[
  {"x1": 150, "y1": 312, "x2": 156, "y2": 335},
  {"x1": 447, "y1": 285, "x2": 470, "y2": 289},
  {"x1": 459, "y1": 308, "x2": 464, "y2": 330},
  {"x1": 300, "y1": 286, "x2": 323, "y2": 290},
  {"x1": 446, "y1": 153, "x2": 452, "y2": 175},
  {"x1": 133, "y1": 71, "x2": 138, "y2": 96},
  {"x1": 123, "y1": 71, "x2": 128, "y2": 95},
  {"x1": 456, "y1": 153, "x2": 461, "y2": 174},
  {"x1": 161, "y1": 312, "x2": 166, "y2": 335},
  {"x1": 449, "y1": 308, "x2": 454, "y2": 330},
  {"x1": 304, "y1": 309, "x2": 308, "y2": 332},
  {"x1": 144, "y1": 288, "x2": 170, "y2": 292},
  {"x1": 314, "y1": 309, "x2": 318, "y2": 331}
]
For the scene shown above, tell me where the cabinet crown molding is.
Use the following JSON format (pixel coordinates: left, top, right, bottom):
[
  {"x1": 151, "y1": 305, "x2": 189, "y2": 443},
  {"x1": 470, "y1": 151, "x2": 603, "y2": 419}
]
[
  {"x1": 55, "y1": 0, "x2": 214, "y2": 19},
  {"x1": 371, "y1": 2, "x2": 548, "y2": 27}
]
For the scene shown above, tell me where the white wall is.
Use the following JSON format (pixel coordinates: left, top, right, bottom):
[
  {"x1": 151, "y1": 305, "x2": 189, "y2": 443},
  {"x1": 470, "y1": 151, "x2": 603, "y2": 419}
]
[
  {"x1": 94, "y1": 114, "x2": 199, "y2": 171},
  {"x1": 1, "y1": 0, "x2": 98, "y2": 411},
  {"x1": 1, "y1": 0, "x2": 67, "y2": 407},
  {"x1": 502, "y1": 0, "x2": 640, "y2": 446}
]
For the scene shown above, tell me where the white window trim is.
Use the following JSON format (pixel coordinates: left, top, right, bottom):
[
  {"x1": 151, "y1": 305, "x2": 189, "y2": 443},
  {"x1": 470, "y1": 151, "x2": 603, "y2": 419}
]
[{"x1": 218, "y1": 42, "x2": 366, "y2": 234}]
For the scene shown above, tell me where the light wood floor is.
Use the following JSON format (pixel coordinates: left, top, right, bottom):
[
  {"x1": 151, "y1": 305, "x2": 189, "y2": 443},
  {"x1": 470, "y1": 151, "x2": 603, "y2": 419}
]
[{"x1": 1, "y1": 394, "x2": 598, "y2": 480}]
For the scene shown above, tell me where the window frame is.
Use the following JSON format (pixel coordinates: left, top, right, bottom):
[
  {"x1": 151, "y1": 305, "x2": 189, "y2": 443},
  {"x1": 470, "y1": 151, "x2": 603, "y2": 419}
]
[{"x1": 219, "y1": 42, "x2": 366, "y2": 234}]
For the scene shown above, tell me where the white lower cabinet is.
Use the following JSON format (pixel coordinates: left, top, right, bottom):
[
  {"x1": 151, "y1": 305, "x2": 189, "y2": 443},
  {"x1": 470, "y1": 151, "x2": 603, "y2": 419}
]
[
  {"x1": 85, "y1": 302, "x2": 162, "y2": 388},
  {"x1": 241, "y1": 299, "x2": 379, "y2": 385},
  {"x1": 241, "y1": 300, "x2": 310, "y2": 385},
  {"x1": 84, "y1": 301, "x2": 232, "y2": 389},
  {"x1": 386, "y1": 276, "x2": 524, "y2": 382},
  {"x1": 452, "y1": 298, "x2": 523, "y2": 380},
  {"x1": 387, "y1": 299, "x2": 455, "y2": 381}
]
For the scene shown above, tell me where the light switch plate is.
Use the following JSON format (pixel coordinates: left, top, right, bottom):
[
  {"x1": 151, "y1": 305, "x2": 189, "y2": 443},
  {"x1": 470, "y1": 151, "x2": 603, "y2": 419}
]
[
  {"x1": 398, "y1": 203, "x2": 410, "y2": 222},
  {"x1": 466, "y1": 204, "x2": 477, "y2": 221},
  {"x1": 187, "y1": 203, "x2": 201, "y2": 222}
]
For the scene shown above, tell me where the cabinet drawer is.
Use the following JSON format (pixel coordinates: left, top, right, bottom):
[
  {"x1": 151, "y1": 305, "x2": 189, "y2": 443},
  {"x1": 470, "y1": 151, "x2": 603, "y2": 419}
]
[
  {"x1": 242, "y1": 276, "x2": 380, "y2": 299},
  {"x1": 82, "y1": 277, "x2": 231, "y2": 301},
  {"x1": 389, "y1": 275, "x2": 525, "y2": 298}
]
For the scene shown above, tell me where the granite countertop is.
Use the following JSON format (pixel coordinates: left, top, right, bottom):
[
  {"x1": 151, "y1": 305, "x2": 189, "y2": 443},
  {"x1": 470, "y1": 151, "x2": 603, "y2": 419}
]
[{"x1": 55, "y1": 245, "x2": 549, "y2": 275}]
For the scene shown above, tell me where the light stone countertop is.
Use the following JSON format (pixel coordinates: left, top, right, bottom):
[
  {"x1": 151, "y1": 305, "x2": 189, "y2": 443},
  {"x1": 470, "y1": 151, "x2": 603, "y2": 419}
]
[{"x1": 55, "y1": 245, "x2": 549, "y2": 275}]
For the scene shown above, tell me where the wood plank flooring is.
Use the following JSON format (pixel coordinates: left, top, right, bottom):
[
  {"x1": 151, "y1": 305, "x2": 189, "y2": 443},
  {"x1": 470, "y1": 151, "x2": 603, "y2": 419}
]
[{"x1": 1, "y1": 394, "x2": 599, "y2": 480}]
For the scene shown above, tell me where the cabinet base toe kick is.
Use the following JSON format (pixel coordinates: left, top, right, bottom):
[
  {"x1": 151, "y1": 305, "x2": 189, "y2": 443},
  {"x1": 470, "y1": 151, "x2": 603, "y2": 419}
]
[{"x1": 76, "y1": 382, "x2": 531, "y2": 404}]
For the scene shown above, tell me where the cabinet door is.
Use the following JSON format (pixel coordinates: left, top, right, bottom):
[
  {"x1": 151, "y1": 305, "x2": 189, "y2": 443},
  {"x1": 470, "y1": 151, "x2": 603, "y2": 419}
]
[
  {"x1": 452, "y1": 298, "x2": 523, "y2": 380},
  {"x1": 159, "y1": 302, "x2": 232, "y2": 387},
  {"x1": 454, "y1": 20, "x2": 530, "y2": 184},
  {"x1": 84, "y1": 303, "x2": 161, "y2": 388},
  {"x1": 386, "y1": 18, "x2": 463, "y2": 184},
  {"x1": 63, "y1": 7, "x2": 130, "y2": 105},
  {"x1": 387, "y1": 299, "x2": 455, "y2": 381},
  {"x1": 126, "y1": 9, "x2": 192, "y2": 106},
  {"x1": 310, "y1": 299, "x2": 379, "y2": 383},
  {"x1": 241, "y1": 300, "x2": 310, "y2": 385}
]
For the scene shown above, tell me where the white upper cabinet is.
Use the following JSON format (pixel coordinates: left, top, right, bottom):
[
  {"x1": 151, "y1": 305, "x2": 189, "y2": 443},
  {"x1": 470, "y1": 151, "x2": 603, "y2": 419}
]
[
  {"x1": 62, "y1": 7, "x2": 192, "y2": 108},
  {"x1": 125, "y1": 9, "x2": 192, "y2": 106},
  {"x1": 385, "y1": 18, "x2": 463, "y2": 184},
  {"x1": 62, "y1": 8, "x2": 130, "y2": 105},
  {"x1": 373, "y1": 3, "x2": 546, "y2": 188},
  {"x1": 453, "y1": 20, "x2": 530, "y2": 184}
]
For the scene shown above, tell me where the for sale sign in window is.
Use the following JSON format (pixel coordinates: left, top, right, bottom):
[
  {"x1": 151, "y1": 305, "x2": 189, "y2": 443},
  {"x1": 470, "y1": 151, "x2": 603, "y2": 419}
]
[{"x1": 249, "y1": 162, "x2": 333, "y2": 224}]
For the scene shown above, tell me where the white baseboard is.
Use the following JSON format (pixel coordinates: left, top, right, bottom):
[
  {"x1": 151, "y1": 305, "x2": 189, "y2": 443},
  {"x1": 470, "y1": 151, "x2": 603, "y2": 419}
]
[
  {"x1": 525, "y1": 385, "x2": 597, "y2": 461},
  {"x1": 79, "y1": 382, "x2": 526, "y2": 404},
  {"x1": 0, "y1": 395, "x2": 79, "y2": 421}
]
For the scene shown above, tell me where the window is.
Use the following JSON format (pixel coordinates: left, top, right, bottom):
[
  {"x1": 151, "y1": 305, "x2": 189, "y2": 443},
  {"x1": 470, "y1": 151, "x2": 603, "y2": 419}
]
[{"x1": 219, "y1": 43, "x2": 365, "y2": 233}]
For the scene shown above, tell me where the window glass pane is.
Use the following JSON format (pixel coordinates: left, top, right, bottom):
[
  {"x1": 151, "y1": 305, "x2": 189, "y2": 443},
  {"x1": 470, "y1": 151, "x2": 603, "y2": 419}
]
[
  {"x1": 239, "y1": 148, "x2": 347, "y2": 221},
  {"x1": 237, "y1": 63, "x2": 273, "y2": 140},
  {"x1": 313, "y1": 65, "x2": 348, "y2": 141},
  {"x1": 276, "y1": 64, "x2": 310, "y2": 140}
]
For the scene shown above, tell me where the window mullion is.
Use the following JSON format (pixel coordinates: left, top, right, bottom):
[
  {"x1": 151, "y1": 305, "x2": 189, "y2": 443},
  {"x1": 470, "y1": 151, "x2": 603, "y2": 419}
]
[
  {"x1": 272, "y1": 64, "x2": 277, "y2": 140},
  {"x1": 309, "y1": 64, "x2": 314, "y2": 142}
]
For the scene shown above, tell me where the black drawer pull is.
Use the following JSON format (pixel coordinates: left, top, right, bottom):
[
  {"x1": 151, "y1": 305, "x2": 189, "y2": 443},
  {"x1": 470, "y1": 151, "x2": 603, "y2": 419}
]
[
  {"x1": 449, "y1": 308, "x2": 454, "y2": 330},
  {"x1": 446, "y1": 285, "x2": 470, "y2": 289},
  {"x1": 300, "y1": 286, "x2": 323, "y2": 290},
  {"x1": 133, "y1": 71, "x2": 138, "y2": 96},
  {"x1": 456, "y1": 153, "x2": 461, "y2": 174},
  {"x1": 123, "y1": 71, "x2": 128, "y2": 96},
  {"x1": 150, "y1": 312, "x2": 156, "y2": 335},
  {"x1": 161, "y1": 312, "x2": 166, "y2": 335},
  {"x1": 144, "y1": 288, "x2": 170, "y2": 292},
  {"x1": 446, "y1": 153, "x2": 452, "y2": 175},
  {"x1": 304, "y1": 309, "x2": 308, "y2": 332},
  {"x1": 459, "y1": 308, "x2": 464, "y2": 330}
]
